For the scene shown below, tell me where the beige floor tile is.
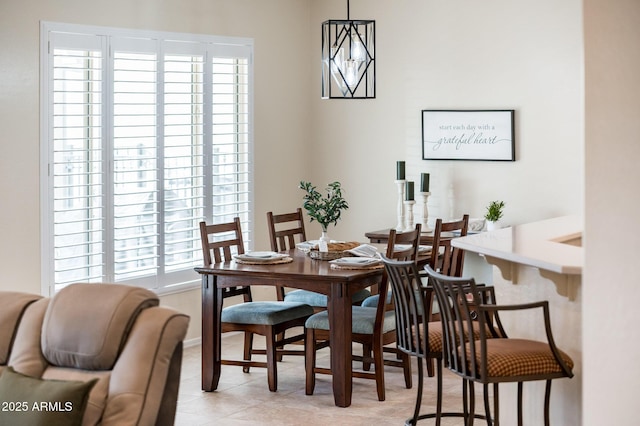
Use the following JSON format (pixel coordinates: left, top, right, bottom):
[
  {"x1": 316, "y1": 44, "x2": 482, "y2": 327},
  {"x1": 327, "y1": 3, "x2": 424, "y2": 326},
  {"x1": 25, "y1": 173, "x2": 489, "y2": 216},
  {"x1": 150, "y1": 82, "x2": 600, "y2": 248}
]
[{"x1": 175, "y1": 334, "x2": 475, "y2": 425}]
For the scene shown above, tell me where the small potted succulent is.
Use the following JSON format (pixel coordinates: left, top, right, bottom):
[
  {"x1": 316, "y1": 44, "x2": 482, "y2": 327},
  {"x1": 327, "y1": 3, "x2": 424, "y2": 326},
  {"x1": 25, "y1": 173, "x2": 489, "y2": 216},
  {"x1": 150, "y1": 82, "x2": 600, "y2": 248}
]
[
  {"x1": 299, "y1": 181, "x2": 348, "y2": 242},
  {"x1": 484, "y1": 200, "x2": 505, "y2": 231}
]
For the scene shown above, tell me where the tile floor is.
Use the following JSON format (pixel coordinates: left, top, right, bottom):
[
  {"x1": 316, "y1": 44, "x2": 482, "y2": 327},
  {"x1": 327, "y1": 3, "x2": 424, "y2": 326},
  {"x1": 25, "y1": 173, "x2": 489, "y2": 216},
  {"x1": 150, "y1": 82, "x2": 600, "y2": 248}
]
[{"x1": 174, "y1": 331, "x2": 475, "y2": 425}]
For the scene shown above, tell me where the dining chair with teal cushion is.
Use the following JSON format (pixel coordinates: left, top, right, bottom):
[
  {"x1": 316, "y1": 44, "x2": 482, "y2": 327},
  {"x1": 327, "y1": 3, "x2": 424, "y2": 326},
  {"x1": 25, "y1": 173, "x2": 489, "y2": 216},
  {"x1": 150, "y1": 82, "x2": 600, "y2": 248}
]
[
  {"x1": 304, "y1": 224, "x2": 421, "y2": 401},
  {"x1": 199, "y1": 218, "x2": 314, "y2": 392},
  {"x1": 362, "y1": 214, "x2": 470, "y2": 311},
  {"x1": 267, "y1": 209, "x2": 370, "y2": 311}
]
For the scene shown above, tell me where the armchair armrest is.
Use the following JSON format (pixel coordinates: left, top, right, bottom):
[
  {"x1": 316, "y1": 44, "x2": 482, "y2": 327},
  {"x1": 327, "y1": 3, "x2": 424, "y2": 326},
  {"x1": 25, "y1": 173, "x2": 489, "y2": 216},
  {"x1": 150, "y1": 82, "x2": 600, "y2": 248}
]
[
  {"x1": 103, "y1": 307, "x2": 189, "y2": 426},
  {"x1": 478, "y1": 300, "x2": 573, "y2": 377}
]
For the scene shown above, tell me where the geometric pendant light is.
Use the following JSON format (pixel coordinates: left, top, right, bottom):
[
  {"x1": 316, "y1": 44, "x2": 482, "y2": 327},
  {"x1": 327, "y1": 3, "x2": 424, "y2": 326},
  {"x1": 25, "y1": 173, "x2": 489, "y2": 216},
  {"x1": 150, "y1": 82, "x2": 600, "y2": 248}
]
[{"x1": 321, "y1": 0, "x2": 375, "y2": 99}]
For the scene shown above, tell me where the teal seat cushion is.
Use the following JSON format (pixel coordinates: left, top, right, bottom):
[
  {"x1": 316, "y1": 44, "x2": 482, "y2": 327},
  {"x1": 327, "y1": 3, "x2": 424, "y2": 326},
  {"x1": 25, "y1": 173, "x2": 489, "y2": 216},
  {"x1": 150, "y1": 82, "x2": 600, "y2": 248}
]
[
  {"x1": 305, "y1": 307, "x2": 396, "y2": 335},
  {"x1": 284, "y1": 289, "x2": 371, "y2": 307},
  {"x1": 222, "y1": 302, "x2": 313, "y2": 325},
  {"x1": 362, "y1": 291, "x2": 440, "y2": 315},
  {"x1": 361, "y1": 291, "x2": 392, "y2": 308}
]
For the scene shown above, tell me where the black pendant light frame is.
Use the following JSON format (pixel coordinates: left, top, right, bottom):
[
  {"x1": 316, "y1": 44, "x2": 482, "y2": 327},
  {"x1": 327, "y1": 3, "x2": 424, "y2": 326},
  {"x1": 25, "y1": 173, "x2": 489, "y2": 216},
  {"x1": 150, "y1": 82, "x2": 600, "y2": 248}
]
[{"x1": 321, "y1": 1, "x2": 375, "y2": 99}]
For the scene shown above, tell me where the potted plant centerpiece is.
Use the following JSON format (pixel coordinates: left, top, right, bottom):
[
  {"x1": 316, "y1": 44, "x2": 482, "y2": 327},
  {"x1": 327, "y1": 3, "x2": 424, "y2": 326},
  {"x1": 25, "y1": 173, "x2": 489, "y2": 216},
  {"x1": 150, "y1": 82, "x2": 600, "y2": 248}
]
[
  {"x1": 299, "y1": 181, "x2": 348, "y2": 242},
  {"x1": 484, "y1": 200, "x2": 505, "y2": 231}
]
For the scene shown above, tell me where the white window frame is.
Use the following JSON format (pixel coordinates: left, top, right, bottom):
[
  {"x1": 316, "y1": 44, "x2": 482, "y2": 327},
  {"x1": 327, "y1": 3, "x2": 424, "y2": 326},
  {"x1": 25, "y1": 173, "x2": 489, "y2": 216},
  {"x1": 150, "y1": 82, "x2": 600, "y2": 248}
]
[{"x1": 40, "y1": 22, "x2": 254, "y2": 296}]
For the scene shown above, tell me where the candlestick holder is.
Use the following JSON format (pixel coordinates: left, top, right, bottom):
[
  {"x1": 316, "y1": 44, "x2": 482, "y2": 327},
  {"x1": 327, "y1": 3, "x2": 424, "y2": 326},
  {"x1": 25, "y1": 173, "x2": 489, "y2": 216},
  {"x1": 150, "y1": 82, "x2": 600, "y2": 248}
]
[
  {"x1": 403, "y1": 200, "x2": 415, "y2": 232},
  {"x1": 395, "y1": 180, "x2": 406, "y2": 231},
  {"x1": 417, "y1": 191, "x2": 432, "y2": 232}
]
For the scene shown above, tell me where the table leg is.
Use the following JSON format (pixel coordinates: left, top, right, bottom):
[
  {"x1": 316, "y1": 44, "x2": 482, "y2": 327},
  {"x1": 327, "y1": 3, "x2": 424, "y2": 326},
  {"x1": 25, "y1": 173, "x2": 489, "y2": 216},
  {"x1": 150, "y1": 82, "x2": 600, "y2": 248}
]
[
  {"x1": 329, "y1": 282, "x2": 352, "y2": 407},
  {"x1": 201, "y1": 274, "x2": 223, "y2": 391}
]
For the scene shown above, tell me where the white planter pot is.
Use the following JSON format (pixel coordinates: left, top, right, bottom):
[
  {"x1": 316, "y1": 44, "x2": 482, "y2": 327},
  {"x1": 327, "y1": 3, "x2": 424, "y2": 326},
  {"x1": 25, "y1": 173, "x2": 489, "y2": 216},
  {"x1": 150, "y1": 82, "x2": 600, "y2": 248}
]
[{"x1": 486, "y1": 220, "x2": 500, "y2": 231}]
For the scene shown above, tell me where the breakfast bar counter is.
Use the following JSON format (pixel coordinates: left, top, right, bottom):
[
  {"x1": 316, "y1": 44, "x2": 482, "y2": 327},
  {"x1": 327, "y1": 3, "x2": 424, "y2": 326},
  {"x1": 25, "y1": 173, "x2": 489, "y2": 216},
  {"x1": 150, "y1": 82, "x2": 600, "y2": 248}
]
[
  {"x1": 451, "y1": 215, "x2": 583, "y2": 425},
  {"x1": 452, "y1": 215, "x2": 582, "y2": 299}
]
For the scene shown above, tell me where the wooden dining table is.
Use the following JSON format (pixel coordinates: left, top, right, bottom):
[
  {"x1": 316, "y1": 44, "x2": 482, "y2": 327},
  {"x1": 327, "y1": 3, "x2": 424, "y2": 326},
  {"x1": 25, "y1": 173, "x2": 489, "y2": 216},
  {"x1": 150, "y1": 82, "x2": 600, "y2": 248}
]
[{"x1": 195, "y1": 248, "x2": 385, "y2": 407}]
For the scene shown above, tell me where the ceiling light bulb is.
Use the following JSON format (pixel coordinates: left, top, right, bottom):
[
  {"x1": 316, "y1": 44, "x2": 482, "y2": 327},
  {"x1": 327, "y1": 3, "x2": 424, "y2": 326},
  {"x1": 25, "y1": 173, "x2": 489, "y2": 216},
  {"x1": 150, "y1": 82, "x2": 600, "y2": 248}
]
[
  {"x1": 351, "y1": 34, "x2": 366, "y2": 62},
  {"x1": 344, "y1": 59, "x2": 358, "y2": 88}
]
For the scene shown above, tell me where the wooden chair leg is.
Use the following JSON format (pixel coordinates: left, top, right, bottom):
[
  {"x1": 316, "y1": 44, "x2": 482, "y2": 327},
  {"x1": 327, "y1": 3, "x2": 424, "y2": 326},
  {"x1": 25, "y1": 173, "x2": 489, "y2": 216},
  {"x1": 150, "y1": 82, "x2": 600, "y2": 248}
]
[
  {"x1": 243, "y1": 331, "x2": 253, "y2": 373},
  {"x1": 426, "y1": 357, "x2": 435, "y2": 377},
  {"x1": 373, "y1": 338, "x2": 385, "y2": 401},
  {"x1": 266, "y1": 327, "x2": 277, "y2": 392},
  {"x1": 305, "y1": 327, "x2": 316, "y2": 395},
  {"x1": 362, "y1": 343, "x2": 372, "y2": 371},
  {"x1": 276, "y1": 330, "x2": 285, "y2": 362},
  {"x1": 401, "y1": 351, "x2": 412, "y2": 389}
]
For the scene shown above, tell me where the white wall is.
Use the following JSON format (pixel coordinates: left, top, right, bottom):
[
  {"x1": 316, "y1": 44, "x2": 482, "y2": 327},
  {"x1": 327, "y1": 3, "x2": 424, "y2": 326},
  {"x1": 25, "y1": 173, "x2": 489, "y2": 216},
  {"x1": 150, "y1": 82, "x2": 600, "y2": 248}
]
[
  {"x1": 0, "y1": 0, "x2": 312, "y2": 341},
  {"x1": 307, "y1": 0, "x2": 583, "y2": 242},
  {"x1": 583, "y1": 0, "x2": 640, "y2": 424}
]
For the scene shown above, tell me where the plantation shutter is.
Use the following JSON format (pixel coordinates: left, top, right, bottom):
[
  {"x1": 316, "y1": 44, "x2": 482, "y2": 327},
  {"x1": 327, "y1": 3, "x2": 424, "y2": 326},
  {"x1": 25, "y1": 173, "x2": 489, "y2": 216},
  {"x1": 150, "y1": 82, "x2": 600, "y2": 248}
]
[
  {"x1": 42, "y1": 23, "x2": 253, "y2": 294},
  {"x1": 48, "y1": 33, "x2": 105, "y2": 291},
  {"x1": 211, "y1": 45, "x2": 252, "y2": 245}
]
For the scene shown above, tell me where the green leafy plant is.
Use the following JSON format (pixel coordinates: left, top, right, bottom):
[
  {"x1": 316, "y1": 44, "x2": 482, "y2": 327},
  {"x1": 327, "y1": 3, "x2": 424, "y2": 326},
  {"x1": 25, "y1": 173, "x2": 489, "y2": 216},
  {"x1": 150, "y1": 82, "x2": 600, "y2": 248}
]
[
  {"x1": 484, "y1": 200, "x2": 505, "y2": 222},
  {"x1": 299, "y1": 181, "x2": 349, "y2": 231}
]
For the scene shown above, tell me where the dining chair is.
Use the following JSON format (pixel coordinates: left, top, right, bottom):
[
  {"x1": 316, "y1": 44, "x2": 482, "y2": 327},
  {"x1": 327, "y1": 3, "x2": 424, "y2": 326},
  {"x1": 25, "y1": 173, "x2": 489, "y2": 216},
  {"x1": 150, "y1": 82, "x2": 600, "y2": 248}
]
[
  {"x1": 266, "y1": 209, "x2": 371, "y2": 311},
  {"x1": 364, "y1": 214, "x2": 470, "y2": 312},
  {"x1": 199, "y1": 218, "x2": 314, "y2": 392},
  {"x1": 429, "y1": 214, "x2": 470, "y2": 277},
  {"x1": 304, "y1": 224, "x2": 421, "y2": 401},
  {"x1": 426, "y1": 265, "x2": 574, "y2": 426}
]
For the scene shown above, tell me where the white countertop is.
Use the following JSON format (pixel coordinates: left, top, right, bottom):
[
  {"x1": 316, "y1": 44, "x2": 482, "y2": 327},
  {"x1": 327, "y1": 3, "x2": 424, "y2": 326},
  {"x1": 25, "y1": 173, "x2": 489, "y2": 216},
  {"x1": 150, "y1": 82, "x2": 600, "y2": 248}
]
[{"x1": 451, "y1": 215, "x2": 583, "y2": 275}]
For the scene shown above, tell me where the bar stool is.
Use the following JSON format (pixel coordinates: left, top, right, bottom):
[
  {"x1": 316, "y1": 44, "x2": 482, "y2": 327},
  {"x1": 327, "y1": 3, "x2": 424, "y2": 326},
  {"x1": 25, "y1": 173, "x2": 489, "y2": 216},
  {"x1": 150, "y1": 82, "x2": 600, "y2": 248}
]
[{"x1": 426, "y1": 265, "x2": 574, "y2": 425}]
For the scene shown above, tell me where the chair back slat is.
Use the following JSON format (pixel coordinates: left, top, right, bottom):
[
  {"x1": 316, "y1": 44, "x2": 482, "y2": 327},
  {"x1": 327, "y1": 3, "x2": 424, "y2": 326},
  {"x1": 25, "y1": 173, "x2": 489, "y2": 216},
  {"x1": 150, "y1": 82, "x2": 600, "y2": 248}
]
[
  {"x1": 430, "y1": 214, "x2": 469, "y2": 277},
  {"x1": 267, "y1": 208, "x2": 307, "y2": 252},
  {"x1": 266, "y1": 209, "x2": 307, "y2": 301},
  {"x1": 375, "y1": 224, "x2": 422, "y2": 318},
  {"x1": 199, "y1": 218, "x2": 250, "y2": 300}
]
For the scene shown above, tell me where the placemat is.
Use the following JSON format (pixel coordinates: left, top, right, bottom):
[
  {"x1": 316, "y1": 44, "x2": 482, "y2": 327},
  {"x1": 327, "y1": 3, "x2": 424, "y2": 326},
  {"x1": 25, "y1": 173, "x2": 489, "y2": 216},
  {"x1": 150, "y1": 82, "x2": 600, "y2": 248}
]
[
  {"x1": 234, "y1": 257, "x2": 293, "y2": 265},
  {"x1": 329, "y1": 262, "x2": 384, "y2": 270}
]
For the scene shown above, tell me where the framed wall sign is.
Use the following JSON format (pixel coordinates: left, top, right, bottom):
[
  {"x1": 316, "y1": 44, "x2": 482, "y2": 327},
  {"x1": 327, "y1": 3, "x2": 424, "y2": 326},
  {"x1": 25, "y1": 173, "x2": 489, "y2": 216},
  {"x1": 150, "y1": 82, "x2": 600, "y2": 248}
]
[{"x1": 422, "y1": 110, "x2": 515, "y2": 161}]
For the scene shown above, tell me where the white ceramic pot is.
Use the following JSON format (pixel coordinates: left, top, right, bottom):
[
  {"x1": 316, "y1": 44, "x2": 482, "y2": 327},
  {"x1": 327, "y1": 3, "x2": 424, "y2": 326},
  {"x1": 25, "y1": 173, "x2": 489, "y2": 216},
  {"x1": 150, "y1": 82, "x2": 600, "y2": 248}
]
[{"x1": 486, "y1": 220, "x2": 500, "y2": 231}]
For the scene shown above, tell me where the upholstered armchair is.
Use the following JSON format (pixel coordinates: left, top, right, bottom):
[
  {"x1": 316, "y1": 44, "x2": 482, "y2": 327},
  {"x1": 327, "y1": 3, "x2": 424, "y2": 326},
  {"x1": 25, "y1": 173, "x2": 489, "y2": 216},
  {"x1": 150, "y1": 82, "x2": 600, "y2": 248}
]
[{"x1": 0, "y1": 284, "x2": 190, "y2": 426}]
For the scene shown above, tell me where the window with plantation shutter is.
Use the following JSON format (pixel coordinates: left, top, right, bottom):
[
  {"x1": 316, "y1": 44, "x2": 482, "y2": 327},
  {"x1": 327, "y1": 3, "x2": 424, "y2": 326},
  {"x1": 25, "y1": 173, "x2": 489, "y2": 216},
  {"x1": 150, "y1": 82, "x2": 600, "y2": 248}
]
[{"x1": 41, "y1": 22, "x2": 253, "y2": 295}]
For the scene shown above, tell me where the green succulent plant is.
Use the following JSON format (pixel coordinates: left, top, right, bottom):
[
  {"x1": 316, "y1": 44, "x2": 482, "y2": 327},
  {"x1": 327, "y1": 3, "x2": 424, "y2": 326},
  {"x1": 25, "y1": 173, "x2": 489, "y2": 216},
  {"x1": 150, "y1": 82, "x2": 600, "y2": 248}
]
[{"x1": 299, "y1": 181, "x2": 349, "y2": 231}]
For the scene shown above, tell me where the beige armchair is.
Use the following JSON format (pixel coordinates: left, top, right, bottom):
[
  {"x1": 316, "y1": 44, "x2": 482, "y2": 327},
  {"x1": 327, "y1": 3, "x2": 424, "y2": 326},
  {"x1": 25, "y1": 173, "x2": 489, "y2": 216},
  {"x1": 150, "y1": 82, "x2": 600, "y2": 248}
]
[{"x1": 0, "y1": 283, "x2": 189, "y2": 426}]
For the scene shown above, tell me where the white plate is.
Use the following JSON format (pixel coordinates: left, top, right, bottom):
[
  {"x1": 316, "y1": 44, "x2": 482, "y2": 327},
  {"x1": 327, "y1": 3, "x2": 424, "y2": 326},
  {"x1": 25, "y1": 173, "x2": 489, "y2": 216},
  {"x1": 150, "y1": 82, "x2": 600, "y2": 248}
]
[
  {"x1": 330, "y1": 257, "x2": 381, "y2": 266},
  {"x1": 234, "y1": 252, "x2": 288, "y2": 262},
  {"x1": 244, "y1": 251, "x2": 279, "y2": 258}
]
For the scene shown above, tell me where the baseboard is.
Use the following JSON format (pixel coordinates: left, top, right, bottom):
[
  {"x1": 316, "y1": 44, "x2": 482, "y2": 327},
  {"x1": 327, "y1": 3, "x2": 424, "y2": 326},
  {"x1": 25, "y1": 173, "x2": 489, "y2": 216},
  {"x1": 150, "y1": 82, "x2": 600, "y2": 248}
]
[
  {"x1": 183, "y1": 331, "x2": 246, "y2": 348},
  {"x1": 183, "y1": 336, "x2": 201, "y2": 348}
]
